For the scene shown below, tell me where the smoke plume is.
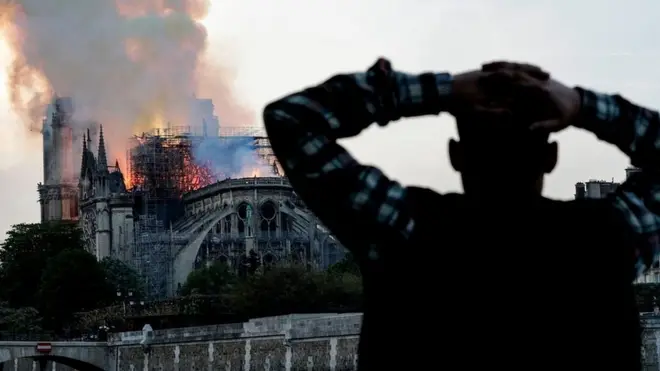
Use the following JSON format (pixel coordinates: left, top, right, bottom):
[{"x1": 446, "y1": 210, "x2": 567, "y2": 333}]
[
  {"x1": 0, "y1": 0, "x2": 254, "y2": 163},
  {"x1": 193, "y1": 136, "x2": 275, "y2": 179}
]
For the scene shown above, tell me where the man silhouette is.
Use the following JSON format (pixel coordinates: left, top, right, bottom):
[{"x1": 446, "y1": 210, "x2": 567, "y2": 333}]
[{"x1": 263, "y1": 59, "x2": 659, "y2": 370}]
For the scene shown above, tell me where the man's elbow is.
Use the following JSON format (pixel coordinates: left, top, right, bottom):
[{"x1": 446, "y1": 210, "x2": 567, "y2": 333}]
[
  {"x1": 262, "y1": 100, "x2": 288, "y2": 130},
  {"x1": 262, "y1": 100, "x2": 298, "y2": 152}
]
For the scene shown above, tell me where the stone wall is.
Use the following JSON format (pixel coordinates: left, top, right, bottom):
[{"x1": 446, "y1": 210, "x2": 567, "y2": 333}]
[
  {"x1": 7, "y1": 312, "x2": 660, "y2": 370},
  {"x1": 642, "y1": 316, "x2": 660, "y2": 370},
  {"x1": 109, "y1": 313, "x2": 362, "y2": 371}
]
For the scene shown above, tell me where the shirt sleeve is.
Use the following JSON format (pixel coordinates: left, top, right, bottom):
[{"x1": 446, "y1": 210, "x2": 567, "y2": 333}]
[
  {"x1": 263, "y1": 58, "x2": 452, "y2": 264},
  {"x1": 575, "y1": 87, "x2": 660, "y2": 277}
]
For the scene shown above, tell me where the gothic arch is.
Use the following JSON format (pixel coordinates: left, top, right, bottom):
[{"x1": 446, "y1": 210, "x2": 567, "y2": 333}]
[
  {"x1": 259, "y1": 199, "x2": 278, "y2": 235},
  {"x1": 236, "y1": 201, "x2": 253, "y2": 220},
  {"x1": 258, "y1": 199, "x2": 277, "y2": 220},
  {"x1": 96, "y1": 206, "x2": 110, "y2": 217},
  {"x1": 173, "y1": 206, "x2": 236, "y2": 289},
  {"x1": 236, "y1": 201, "x2": 254, "y2": 237}
]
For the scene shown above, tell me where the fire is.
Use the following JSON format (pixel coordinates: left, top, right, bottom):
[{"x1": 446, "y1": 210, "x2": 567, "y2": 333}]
[
  {"x1": 126, "y1": 133, "x2": 217, "y2": 196},
  {"x1": 134, "y1": 109, "x2": 168, "y2": 134}
]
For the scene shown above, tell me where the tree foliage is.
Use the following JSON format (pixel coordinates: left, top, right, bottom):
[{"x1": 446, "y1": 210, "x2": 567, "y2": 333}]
[
  {"x1": 0, "y1": 221, "x2": 365, "y2": 334},
  {"x1": 181, "y1": 261, "x2": 236, "y2": 296},
  {"x1": 100, "y1": 257, "x2": 144, "y2": 297},
  {"x1": 38, "y1": 249, "x2": 114, "y2": 328},
  {"x1": 182, "y1": 260, "x2": 363, "y2": 320},
  {"x1": 327, "y1": 253, "x2": 360, "y2": 276},
  {"x1": 0, "y1": 222, "x2": 129, "y2": 334},
  {"x1": 0, "y1": 302, "x2": 42, "y2": 334},
  {"x1": 0, "y1": 222, "x2": 84, "y2": 308},
  {"x1": 238, "y1": 250, "x2": 262, "y2": 278}
]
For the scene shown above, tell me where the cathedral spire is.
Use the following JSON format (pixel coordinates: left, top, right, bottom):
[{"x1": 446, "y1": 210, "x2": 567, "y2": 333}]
[
  {"x1": 87, "y1": 128, "x2": 92, "y2": 150},
  {"x1": 97, "y1": 125, "x2": 108, "y2": 172},
  {"x1": 80, "y1": 132, "x2": 87, "y2": 178}
]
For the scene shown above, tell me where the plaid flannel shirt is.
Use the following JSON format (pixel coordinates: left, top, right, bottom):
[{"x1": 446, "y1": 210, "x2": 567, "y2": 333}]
[
  {"x1": 263, "y1": 58, "x2": 660, "y2": 279},
  {"x1": 575, "y1": 88, "x2": 660, "y2": 277}
]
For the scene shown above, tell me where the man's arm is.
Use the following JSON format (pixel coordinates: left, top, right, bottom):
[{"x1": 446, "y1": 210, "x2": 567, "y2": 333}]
[
  {"x1": 574, "y1": 88, "x2": 660, "y2": 277},
  {"x1": 263, "y1": 59, "x2": 452, "y2": 264}
]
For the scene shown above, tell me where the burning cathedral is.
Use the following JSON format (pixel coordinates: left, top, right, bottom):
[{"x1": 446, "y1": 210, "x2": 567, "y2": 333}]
[{"x1": 37, "y1": 97, "x2": 346, "y2": 299}]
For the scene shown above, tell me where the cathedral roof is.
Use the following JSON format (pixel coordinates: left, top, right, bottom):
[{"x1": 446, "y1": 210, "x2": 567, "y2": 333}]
[{"x1": 108, "y1": 171, "x2": 127, "y2": 193}]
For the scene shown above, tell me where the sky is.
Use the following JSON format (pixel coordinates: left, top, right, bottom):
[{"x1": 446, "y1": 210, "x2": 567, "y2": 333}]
[{"x1": 0, "y1": 0, "x2": 656, "y2": 238}]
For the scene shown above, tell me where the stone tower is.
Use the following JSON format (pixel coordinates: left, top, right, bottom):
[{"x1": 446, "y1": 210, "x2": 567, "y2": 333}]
[{"x1": 38, "y1": 97, "x2": 79, "y2": 222}]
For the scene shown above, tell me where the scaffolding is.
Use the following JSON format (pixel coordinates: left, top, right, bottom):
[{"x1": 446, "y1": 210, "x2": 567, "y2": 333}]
[
  {"x1": 132, "y1": 192, "x2": 173, "y2": 299},
  {"x1": 127, "y1": 126, "x2": 281, "y2": 298},
  {"x1": 127, "y1": 128, "x2": 217, "y2": 197}
]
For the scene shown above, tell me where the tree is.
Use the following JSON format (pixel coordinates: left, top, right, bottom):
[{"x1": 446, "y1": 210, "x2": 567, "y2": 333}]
[
  {"x1": 38, "y1": 249, "x2": 114, "y2": 330},
  {"x1": 0, "y1": 222, "x2": 84, "y2": 308},
  {"x1": 238, "y1": 250, "x2": 262, "y2": 278},
  {"x1": 0, "y1": 302, "x2": 42, "y2": 336},
  {"x1": 317, "y1": 271, "x2": 363, "y2": 311},
  {"x1": 181, "y1": 262, "x2": 236, "y2": 296},
  {"x1": 327, "y1": 253, "x2": 361, "y2": 276},
  {"x1": 100, "y1": 257, "x2": 144, "y2": 297},
  {"x1": 232, "y1": 264, "x2": 327, "y2": 318}
]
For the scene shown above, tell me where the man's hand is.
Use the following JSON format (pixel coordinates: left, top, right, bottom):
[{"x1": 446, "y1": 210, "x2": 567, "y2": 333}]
[
  {"x1": 481, "y1": 61, "x2": 582, "y2": 133},
  {"x1": 449, "y1": 63, "x2": 550, "y2": 119}
]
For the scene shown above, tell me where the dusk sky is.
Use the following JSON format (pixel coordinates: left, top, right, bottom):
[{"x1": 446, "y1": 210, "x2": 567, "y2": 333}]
[{"x1": 0, "y1": 0, "x2": 654, "y2": 238}]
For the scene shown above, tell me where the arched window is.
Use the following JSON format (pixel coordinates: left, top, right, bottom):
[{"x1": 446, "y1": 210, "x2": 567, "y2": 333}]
[
  {"x1": 259, "y1": 201, "x2": 278, "y2": 235},
  {"x1": 237, "y1": 202, "x2": 253, "y2": 237}
]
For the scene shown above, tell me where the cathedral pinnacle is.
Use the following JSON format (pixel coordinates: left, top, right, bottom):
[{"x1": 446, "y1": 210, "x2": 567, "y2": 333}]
[
  {"x1": 80, "y1": 132, "x2": 87, "y2": 178},
  {"x1": 97, "y1": 125, "x2": 108, "y2": 172}
]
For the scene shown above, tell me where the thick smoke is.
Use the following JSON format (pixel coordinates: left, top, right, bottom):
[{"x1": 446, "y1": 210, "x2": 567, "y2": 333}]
[
  {"x1": 193, "y1": 136, "x2": 275, "y2": 179},
  {"x1": 0, "y1": 0, "x2": 254, "y2": 169}
]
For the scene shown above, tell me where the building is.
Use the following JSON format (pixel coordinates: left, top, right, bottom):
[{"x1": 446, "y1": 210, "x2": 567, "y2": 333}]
[
  {"x1": 173, "y1": 177, "x2": 345, "y2": 293},
  {"x1": 190, "y1": 98, "x2": 219, "y2": 136},
  {"x1": 40, "y1": 98, "x2": 345, "y2": 299},
  {"x1": 79, "y1": 125, "x2": 133, "y2": 260},
  {"x1": 37, "y1": 97, "x2": 81, "y2": 222},
  {"x1": 574, "y1": 180, "x2": 620, "y2": 199},
  {"x1": 575, "y1": 167, "x2": 642, "y2": 199},
  {"x1": 625, "y1": 166, "x2": 641, "y2": 180}
]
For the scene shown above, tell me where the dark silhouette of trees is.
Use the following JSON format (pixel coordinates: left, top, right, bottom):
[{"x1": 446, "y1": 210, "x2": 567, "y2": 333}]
[
  {"x1": 0, "y1": 221, "x2": 364, "y2": 334},
  {"x1": 0, "y1": 222, "x2": 84, "y2": 308},
  {"x1": 181, "y1": 261, "x2": 236, "y2": 296},
  {"x1": 0, "y1": 222, "x2": 127, "y2": 334},
  {"x1": 38, "y1": 249, "x2": 114, "y2": 330},
  {"x1": 100, "y1": 257, "x2": 144, "y2": 297},
  {"x1": 327, "y1": 253, "x2": 360, "y2": 276},
  {"x1": 182, "y1": 261, "x2": 363, "y2": 320}
]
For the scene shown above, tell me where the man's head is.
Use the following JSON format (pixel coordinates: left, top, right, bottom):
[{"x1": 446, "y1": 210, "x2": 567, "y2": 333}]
[{"x1": 449, "y1": 112, "x2": 557, "y2": 199}]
